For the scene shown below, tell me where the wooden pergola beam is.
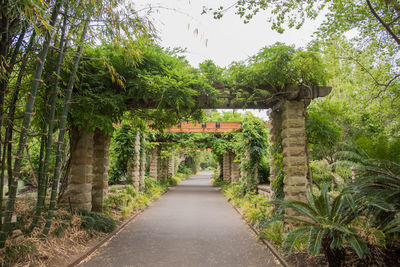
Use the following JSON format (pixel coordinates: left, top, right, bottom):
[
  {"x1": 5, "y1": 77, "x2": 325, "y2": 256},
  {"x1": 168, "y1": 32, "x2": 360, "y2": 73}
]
[{"x1": 148, "y1": 121, "x2": 268, "y2": 133}]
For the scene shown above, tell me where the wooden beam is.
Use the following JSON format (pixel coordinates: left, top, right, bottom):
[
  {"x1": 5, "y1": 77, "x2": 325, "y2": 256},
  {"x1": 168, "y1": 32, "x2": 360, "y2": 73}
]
[{"x1": 148, "y1": 121, "x2": 268, "y2": 133}]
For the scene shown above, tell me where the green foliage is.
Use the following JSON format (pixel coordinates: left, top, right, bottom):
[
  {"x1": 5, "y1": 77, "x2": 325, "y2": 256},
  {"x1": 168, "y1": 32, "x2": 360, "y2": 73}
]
[
  {"x1": 306, "y1": 103, "x2": 343, "y2": 162},
  {"x1": 310, "y1": 160, "x2": 332, "y2": 188},
  {"x1": 168, "y1": 176, "x2": 182, "y2": 186},
  {"x1": 240, "y1": 115, "x2": 270, "y2": 191},
  {"x1": 72, "y1": 41, "x2": 217, "y2": 134},
  {"x1": 105, "y1": 179, "x2": 167, "y2": 219},
  {"x1": 259, "y1": 221, "x2": 284, "y2": 246},
  {"x1": 210, "y1": 177, "x2": 229, "y2": 187},
  {"x1": 109, "y1": 123, "x2": 137, "y2": 184},
  {"x1": 270, "y1": 186, "x2": 368, "y2": 266},
  {"x1": 2, "y1": 241, "x2": 37, "y2": 266},
  {"x1": 333, "y1": 143, "x2": 400, "y2": 237},
  {"x1": 270, "y1": 133, "x2": 284, "y2": 199},
  {"x1": 78, "y1": 210, "x2": 116, "y2": 233},
  {"x1": 221, "y1": 183, "x2": 283, "y2": 247}
]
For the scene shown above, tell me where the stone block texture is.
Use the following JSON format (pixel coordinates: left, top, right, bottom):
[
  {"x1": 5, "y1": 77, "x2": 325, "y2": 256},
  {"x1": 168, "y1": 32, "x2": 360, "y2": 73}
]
[
  {"x1": 223, "y1": 152, "x2": 231, "y2": 182},
  {"x1": 230, "y1": 152, "x2": 240, "y2": 182},
  {"x1": 91, "y1": 129, "x2": 110, "y2": 212},
  {"x1": 133, "y1": 132, "x2": 141, "y2": 190},
  {"x1": 149, "y1": 147, "x2": 160, "y2": 180},
  {"x1": 139, "y1": 135, "x2": 146, "y2": 191},
  {"x1": 167, "y1": 155, "x2": 175, "y2": 177},
  {"x1": 269, "y1": 109, "x2": 282, "y2": 182},
  {"x1": 62, "y1": 127, "x2": 94, "y2": 211},
  {"x1": 281, "y1": 100, "x2": 307, "y2": 202}
]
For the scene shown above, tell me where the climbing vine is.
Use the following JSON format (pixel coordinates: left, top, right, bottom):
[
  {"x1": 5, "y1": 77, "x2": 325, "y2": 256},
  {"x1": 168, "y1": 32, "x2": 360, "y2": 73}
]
[
  {"x1": 269, "y1": 133, "x2": 284, "y2": 199},
  {"x1": 109, "y1": 123, "x2": 138, "y2": 184},
  {"x1": 239, "y1": 116, "x2": 269, "y2": 192}
]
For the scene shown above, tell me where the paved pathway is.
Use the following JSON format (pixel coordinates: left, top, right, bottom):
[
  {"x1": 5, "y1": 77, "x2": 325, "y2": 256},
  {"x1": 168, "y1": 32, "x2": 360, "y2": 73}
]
[{"x1": 81, "y1": 171, "x2": 280, "y2": 267}]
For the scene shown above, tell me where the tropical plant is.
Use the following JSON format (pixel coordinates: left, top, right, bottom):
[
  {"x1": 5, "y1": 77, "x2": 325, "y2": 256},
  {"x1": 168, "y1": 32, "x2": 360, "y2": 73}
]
[
  {"x1": 333, "y1": 139, "x2": 400, "y2": 235},
  {"x1": 270, "y1": 186, "x2": 368, "y2": 267}
]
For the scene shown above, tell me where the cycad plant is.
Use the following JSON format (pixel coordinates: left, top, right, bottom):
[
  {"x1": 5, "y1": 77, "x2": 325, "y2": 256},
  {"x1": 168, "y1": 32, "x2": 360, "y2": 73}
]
[
  {"x1": 270, "y1": 185, "x2": 368, "y2": 267},
  {"x1": 333, "y1": 142, "x2": 400, "y2": 235}
]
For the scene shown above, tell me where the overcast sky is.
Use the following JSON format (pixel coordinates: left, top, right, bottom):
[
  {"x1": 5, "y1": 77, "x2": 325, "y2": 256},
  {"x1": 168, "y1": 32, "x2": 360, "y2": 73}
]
[
  {"x1": 134, "y1": 0, "x2": 323, "y2": 67},
  {"x1": 133, "y1": 0, "x2": 323, "y2": 119}
]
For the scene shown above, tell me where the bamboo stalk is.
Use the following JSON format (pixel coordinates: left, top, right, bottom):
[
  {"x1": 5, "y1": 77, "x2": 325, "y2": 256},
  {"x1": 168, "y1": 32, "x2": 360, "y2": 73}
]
[
  {"x1": 42, "y1": 15, "x2": 90, "y2": 236},
  {"x1": 28, "y1": 4, "x2": 69, "y2": 233},
  {"x1": 0, "y1": 0, "x2": 63, "y2": 248}
]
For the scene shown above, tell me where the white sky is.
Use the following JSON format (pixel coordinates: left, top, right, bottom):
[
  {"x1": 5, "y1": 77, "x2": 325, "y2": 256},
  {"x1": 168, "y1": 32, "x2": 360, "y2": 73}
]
[{"x1": 133, "y1": 0, "x2": 324, "y2": 119}]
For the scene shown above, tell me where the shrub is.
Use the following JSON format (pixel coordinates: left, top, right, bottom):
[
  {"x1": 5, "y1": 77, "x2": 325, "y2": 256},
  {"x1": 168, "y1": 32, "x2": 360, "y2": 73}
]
[
  {"x1": 270, "y1": 185, "x2": 368, "y2": 267},
  {"x1": 241, "y1": 193, "x2": 270, "y2": 226},
  {"x1": 168, "y1": 176, "x2": 182, "y2": 186},
  {"x1": 259, "y1": 220, "x2": 284, "y2": 246},
  {"x1": 2, "y1": 241, "x2": 36, "y2": 266},
  {"x1": 211, "y1": 177, "x2": 229, "y2": 187},
  {"x1": 78, "y1": 210, "x2": 116, "y2": 233}
]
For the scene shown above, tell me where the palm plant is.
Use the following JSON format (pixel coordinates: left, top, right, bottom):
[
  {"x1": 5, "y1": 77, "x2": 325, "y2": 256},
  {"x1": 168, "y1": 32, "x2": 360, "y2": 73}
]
[{"x1": 270, "y1": 186, "x2": 368, "y2": 267}]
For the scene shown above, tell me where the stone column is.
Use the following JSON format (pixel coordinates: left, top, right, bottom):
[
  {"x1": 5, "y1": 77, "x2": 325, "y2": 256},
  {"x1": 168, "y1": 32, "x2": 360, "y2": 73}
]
[
  {"x1": 269, "y1": 109, "x2": 283, "y2": 182},
  {"x1": 92, "y1": 129, "x2": 110, "y2": 212},
  {"x1": 126, "y1": 131, "x2": 140, "y2": 190},
  {"x1": 222, "y1": 152, "x2": 231, "y2": 182},
  {"x1": 62, "y1": 127, "x2": 94, "y2": 211},
  {"x1": 167, "y1": 155, "x2": 175, "y2": 177},
  {"x1": 160, "y1": 156, "x2": 169, "y2": 179},
  {"x1": 149, "y1": 147, "x2": 160, "y2": 180},
  {"x1": 230, "y1": 152, "x2": 240, "y2": 182},
  {"x1": 281, "y1": 100, "x2": 307, "y2": 203},
  {"x1": 132, "y1": 132, "x2": 141, "y2": 190},
  {"x1": 139, "y1": 134, "x2": 146, "y2": 190}
]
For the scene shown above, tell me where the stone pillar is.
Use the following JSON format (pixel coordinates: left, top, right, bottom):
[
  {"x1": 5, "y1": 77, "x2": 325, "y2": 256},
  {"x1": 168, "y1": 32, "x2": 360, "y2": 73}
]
[
  {"x1": 167, "y1": 155, "x2": 175, "y2": 177},
  {"x1": 132, "y1": 132, "x2": 141, "y2": 190},
  {"x1": 160, "y1": 156, "x2": 169, "y2": 179},
  {"x1": 62, "y1": 127, "x2": 94, "y2": 211},
  {"x1": 222, "y1": 152, "x2": 231, "y2": 182},
  {"x1": 92, "y1": 129, "x2": 110, "y2": 212},
  {"x1": 281, "y1": 100, "x2": 307, "y2": 203},
  {"x1": 230, "y1": 152, "x2": 240, "y2": 182},
  {"x1": 269, "y1": 109, "x2": 283, "y2": 182},
  {"x1": 139, "y1": 134, "x2": 146, "y2": 190},
  {"x1": 127, "y1": 131, "x2": 140, "y2": 189},
  {"x1": 149, "y1": 147, "x2": 160, "y2": 180}
]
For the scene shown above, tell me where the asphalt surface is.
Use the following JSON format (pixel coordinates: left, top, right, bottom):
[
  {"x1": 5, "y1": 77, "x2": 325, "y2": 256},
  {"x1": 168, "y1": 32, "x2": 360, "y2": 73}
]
[{"x1": 80, "y1": 171, "x2": 280, "y2": 267}]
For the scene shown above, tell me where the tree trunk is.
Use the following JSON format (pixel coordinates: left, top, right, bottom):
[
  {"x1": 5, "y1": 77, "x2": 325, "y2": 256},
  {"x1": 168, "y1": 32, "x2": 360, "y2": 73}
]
[
  {"x1": 0, "y1": 0, "x2": 63, "y2": 248},
  {"x1": 0, "y1": 0, "x2": 9, "y2": 229},
  {"x1": 42, "y1": 16, "x2": 90, "y2": 236},
  {"x1": 28, "y1": 7, "x2": 69, "y2": 232},
  {"x1": 322, "y1": 235, "x2": 345, "y2": 267}
]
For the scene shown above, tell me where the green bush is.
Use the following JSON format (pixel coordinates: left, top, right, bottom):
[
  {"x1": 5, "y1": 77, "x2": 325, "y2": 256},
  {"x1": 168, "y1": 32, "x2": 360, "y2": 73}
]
[
  {"x1": 259, "y1": 221, "x2": 284, "y2": 246},
  {"x1": 211, "y1": 177, "x2": 229, "y2": 187},
  {"x1": 3, "y1": 241, "x2": 36, "y2": 266},
  {"x1": 78, "y1": 210, "x2": 116, "y2": 233},
  {"x1": 168, "y1": 176, "x2": 182, "y2": 186}
]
